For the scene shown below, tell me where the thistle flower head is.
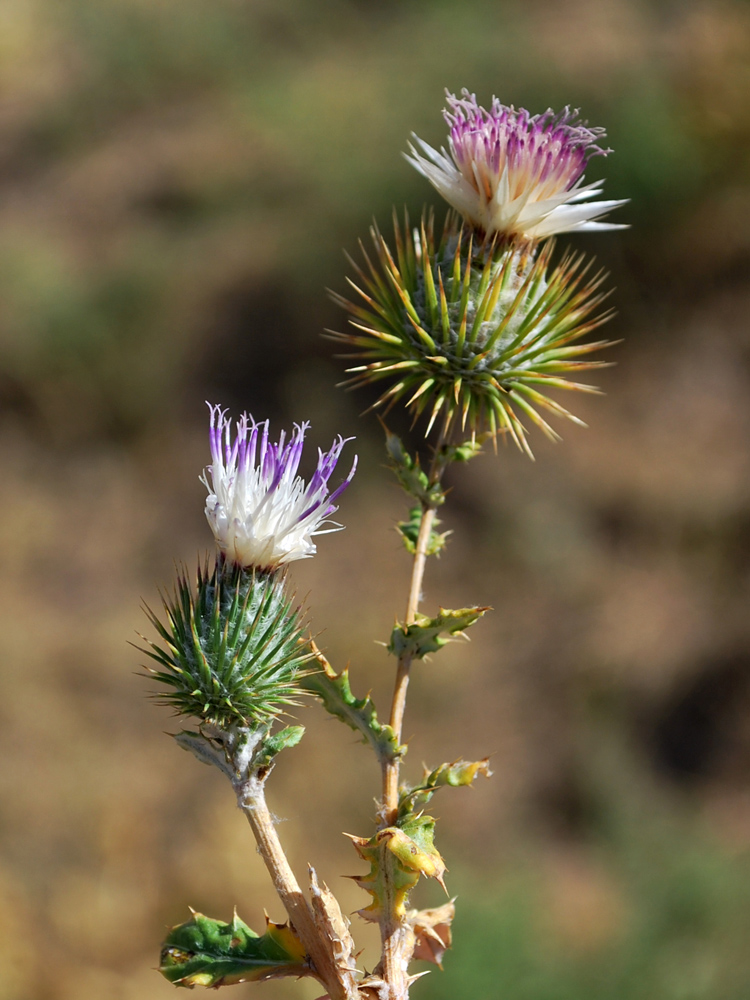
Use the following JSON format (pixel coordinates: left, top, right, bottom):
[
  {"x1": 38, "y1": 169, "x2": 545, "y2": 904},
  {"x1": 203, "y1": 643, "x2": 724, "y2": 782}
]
[
  {"x1": 331, "y1": 210, "x2": 614, "y2": 455},
  {"x1": 406, "y1": 90, "x2": 627, "y2": 241},
  {"x1": 202, "y1": 405, "x2": 357, "y2": 571},
  {"x1": 143, "y1": 560, "x2": 311, "y2": 728}
]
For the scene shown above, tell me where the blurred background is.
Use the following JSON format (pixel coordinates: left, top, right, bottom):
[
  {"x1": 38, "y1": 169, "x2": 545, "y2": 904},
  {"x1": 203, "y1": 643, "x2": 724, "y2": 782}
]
[{"x1": 2, "y1": 0, "x2": 750, "y2": 997}]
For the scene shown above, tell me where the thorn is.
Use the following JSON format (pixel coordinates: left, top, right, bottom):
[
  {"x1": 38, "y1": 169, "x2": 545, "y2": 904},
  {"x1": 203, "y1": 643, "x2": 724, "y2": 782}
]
[
  {"x1": 407, "y1": 971, "x2": 431, "y2": 985},
  {"x1": 342, "y1": 832, "x2": 369, "y2": 846}
]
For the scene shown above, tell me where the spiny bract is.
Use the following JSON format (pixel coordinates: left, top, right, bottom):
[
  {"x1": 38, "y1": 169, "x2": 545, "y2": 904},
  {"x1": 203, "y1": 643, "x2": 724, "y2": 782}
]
[
  {"x1": 330, "y1": 210, "x2": 614, "y2": 455},
  {"x1": 142, "y1": 559, "x2": 311, "y2": 728}
]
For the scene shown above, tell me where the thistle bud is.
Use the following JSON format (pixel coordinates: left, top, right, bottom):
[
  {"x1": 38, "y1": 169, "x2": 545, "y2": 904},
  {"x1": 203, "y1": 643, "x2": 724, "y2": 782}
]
[{"x1": 143, "y1": 560, "x2": 311, "y2": 728}]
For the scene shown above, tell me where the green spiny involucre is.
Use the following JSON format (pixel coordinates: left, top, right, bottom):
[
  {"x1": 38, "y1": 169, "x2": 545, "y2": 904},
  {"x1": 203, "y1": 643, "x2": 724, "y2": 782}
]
[{"x1": 143, "y1": 559, "x2": 311, "y2": 729}]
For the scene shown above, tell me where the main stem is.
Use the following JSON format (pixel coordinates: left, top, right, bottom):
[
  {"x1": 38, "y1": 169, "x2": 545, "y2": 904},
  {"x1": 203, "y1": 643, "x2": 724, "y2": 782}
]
[
  {"x1": 382, "y1": 504, "x2": 438, "y2": 822},
  {"x1": 239, "y1": 777, "x2": 354, "y2": 1000},
  {"x1": 378, "y1": 440, "x2": 448, "y2": 1000},
  {"x1": 383, "y1": 441, "x2": 447, "y2": 823}
]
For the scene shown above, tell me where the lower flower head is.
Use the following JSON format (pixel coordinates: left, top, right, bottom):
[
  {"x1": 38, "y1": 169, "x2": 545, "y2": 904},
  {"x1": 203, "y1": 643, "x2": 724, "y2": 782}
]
[
  {"x1": 406, "y1": 89, "x2": 627, "y2": 241},
  {"x1": 143, "y1": 559, "x2": 311, "y2": 727},
  {"x1": 202, "y1": 405, "x2": 357, "y2": 570}
]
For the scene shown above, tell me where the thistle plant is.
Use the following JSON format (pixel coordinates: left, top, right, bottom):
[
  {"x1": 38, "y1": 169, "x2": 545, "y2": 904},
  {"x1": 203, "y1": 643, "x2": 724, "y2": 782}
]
[{"x1": 140, "y1": 88, "x2": 626, "y2": 1000}]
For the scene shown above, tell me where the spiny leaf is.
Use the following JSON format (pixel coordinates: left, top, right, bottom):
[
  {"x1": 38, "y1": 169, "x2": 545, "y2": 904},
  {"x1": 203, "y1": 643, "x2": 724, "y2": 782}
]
[
  {"x1": 160, "y1": 911, "x2": 309, "y2": 988},
  {"x1": 439, "y1": 437, "x2": 487, "y2": 463},
  {"x1": 347, "y1": 831, "x2": 420, "y2": 923},
  {"x1": 302, "y1": 645, "x2": 403, "y2": 764},
  {"x1": 399, "y1": 758, "x2": 492, "y2": 816},
  {"x1": 410, "y1": 901, "x2": 456, "y2": 968},
  {"x1": 255, "y1": 725, "x2": 305, "y2": 768},
  {"x1": 389, "y1": 815, "x2": 446, "y2": 886},
  {"x1": 347, "y1": 816, "x2": 446, "y2": 923},
  {"x1": 388, "y1": 606, "x2": 490, "y2": 660},
  {"x1": 421, "y1": 758, "x2": 493, "y2": 788},
  {"x1": 384, "y1": 427, "x2": 445, "y2": 506},
  {"x1": 396, "y1": 506, "x2": 450, "y2": 557}
]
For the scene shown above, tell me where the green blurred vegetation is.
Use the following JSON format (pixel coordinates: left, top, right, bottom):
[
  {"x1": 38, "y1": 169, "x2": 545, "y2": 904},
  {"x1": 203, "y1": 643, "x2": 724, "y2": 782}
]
[
  {"x1": 437, "y1": 831, "x2": 750, "y2": 1000},
  {"x1": 2, "y1": 1, "x2": 750, "y2": 999},
  {"x1": 432, "y1": 746, "x2": 750, "y2": 1000}
]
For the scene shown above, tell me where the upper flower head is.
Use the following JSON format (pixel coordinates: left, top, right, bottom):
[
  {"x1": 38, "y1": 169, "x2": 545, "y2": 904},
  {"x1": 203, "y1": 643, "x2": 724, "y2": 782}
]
[
  {"x1": 330, "y1": 210, "x2": 615, "y2": 456},
  {"x1": 201, "y1": 405, "x2": 357, "y2": 570},
  {"x1": 406, "y1": 89, "x2": 627, "y2": 241}
]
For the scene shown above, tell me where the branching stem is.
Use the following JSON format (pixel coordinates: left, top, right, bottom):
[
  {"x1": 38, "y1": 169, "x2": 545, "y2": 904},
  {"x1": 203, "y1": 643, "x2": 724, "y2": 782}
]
[
  {"x1": 382, "y1": 504, "x2": 437, "y2": 820},
  {"x1": 383, "y1": 437, "x2": 448, "y2": 822},
  {"x1": 378, "y1": 435, "x2": 449, "y2": 1000},
  {"x1": 238, "y1": 776, "x2": 357, "y2": 1000}
]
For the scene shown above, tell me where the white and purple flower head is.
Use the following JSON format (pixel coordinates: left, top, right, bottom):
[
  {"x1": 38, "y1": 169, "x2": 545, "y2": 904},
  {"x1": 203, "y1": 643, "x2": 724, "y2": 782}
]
[
  {"x1": 406, "y1": 89, "x2": 627, "y2": 241},
  {"x1": 201, "y1": 404, "x2": 357, "y2": 571}
]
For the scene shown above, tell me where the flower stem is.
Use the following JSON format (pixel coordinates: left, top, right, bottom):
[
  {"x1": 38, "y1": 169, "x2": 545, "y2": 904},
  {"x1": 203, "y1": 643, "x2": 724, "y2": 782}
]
[
  {"x1": 378, "y1": 437, "x2": 449, "y2": 1000},
  {"x1": 383, "y1": 437, "x2": 448, "y2": 823},
  {"x1": 382, "y1": 503, "x2": 438, "y2": 821},
  {"x1": 238, "y1": 774, "x2": 357, "y2": 1000}
]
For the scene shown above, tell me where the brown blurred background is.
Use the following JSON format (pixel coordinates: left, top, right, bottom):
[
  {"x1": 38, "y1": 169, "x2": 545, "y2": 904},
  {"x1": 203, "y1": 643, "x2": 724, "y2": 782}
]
[{"x1": 2, "y1": 1, "x2": 750, "y2": 998}]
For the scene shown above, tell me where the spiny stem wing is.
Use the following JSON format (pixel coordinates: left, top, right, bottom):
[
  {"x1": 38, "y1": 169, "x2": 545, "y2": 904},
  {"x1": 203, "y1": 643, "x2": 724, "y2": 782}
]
[{"x1": 397, "y1": 506, "x2": 450, "y2": 556}]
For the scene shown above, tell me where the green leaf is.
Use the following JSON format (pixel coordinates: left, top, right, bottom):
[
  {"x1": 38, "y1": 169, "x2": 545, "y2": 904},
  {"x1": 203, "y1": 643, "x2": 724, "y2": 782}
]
[
  {"x1": 301, "y1": 648, "x2": 403, "y2": 764},
  {"x1": 422, "y1": 758, "x2": 493, "y2": 788},
  {"x1": 396, "y1": 506, "x2": 450, "y2": 556},
  {"x1": 399, "y1": 758, "x2": 492, "y2": 816},
  {"x1": 160, "y1": 911, "x2": 309, "y2": 988},
  {"x1": 261, "y1": 725, "x2": 304, "y2": 757},
  {"x1": 439, "y1": 437, "x2": 487, "y2": 463},
  {"x1": 173, "y1": 724, "x2": 304, "y2": 780},
  {"x1": 348, "y1": 830, "x2": 421, "y2": 922},
  {"x1": 384, "y1": 428, "x2": 445, "y2": 506},
  {"x1": 348, "y1": 816, "x2": 446, "y2": 922},
  {"x1": 390, "y1": 814, "x2": 446, "y2": 886},
  {"x1": 388, "y1": 606, "x2": 490, "y2": 660},
  {"x1": 254, "y1": 725, "x2": 305, "y2": 769}
]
